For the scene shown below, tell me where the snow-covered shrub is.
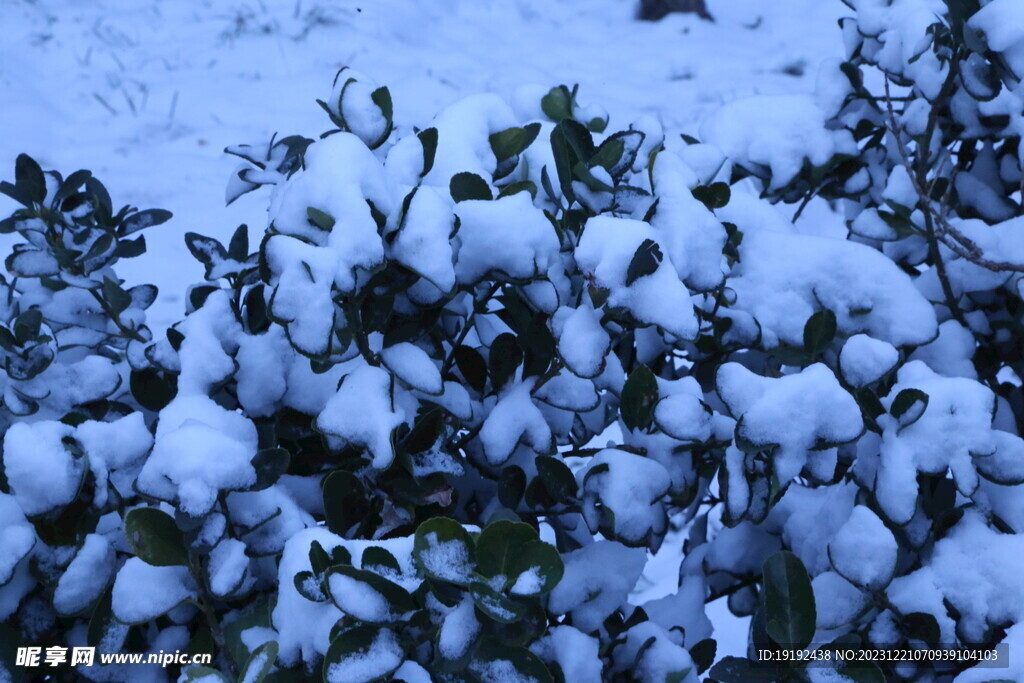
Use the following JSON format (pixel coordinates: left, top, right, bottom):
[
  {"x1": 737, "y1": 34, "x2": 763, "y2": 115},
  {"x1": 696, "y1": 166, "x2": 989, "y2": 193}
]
[
  {"x1": 5, "y1": 4, "x2": 1024, "y2": 675},
  {"x1": 692, "y1": 0, "x2": 1024, "y2": 680}
]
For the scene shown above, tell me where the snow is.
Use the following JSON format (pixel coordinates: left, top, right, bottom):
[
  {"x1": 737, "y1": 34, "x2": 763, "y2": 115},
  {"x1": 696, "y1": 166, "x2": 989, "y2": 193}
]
[
  {"x1": 529, "y1": 626, "x2": 603, "y2": 682},
  {"x1": 876, "y1": 361, "x2": 1021, "y2": 523},
  {"x1": 579, "y1": 450, "x2": 671, "y2": 545},
  {"x1": 315, "y1": 363, "x2": 407, "y2": 469},
  {"x1": 552, "y1": 304, "x2": 610, "y2": 380},
  {"x1": 479, "y1": 379, "x2": 552, "y2": 465},
  {"x1": 0, "y1": 494, "x2": 34, "y2": 587},
  {"x1": 380, "y1": 342, "x2": 443, "y2": 395},
  {"x1": 611, "y1": 622, "x2": 697, "y2": 683},
  {"x1": 812, "y1": 571, "x2": 868, "y2": 630},
  {"x1": 418, "y1": 531, "x2": 474, "y2": 585},
  {"x1": 387, "y1": 185, "x2": 457, "y2": 293},
  {"x1": 438, "y1": 594, "x2": 479, "y2": 660},
  {"x1": 76, "y1": 412, "x2": 154, "y2": 508},
  {"x1": 730, "y1": 230, "x2": 938, "y2": 348},
  {"x1": 208, "y1": 538, "x2": 249, "y2": 598},
  {"x1": 717, "y1": 363, "x2": 863, "y2": 484},
  {"x1": 702, "y1": 93, "x2": 855, "y2": 190},
  {"x1": 111, "y1": 559, "x2": 197, "y2": 624},
  {"x1": 548, "y1": 540, "x2": 647, "y2": 633},
  {"x1": 3, "y1": 421, "x2": 80, "y2": 516},
  {"x1": 453, "y1": 193, "x2": 560, "y2": 285},
  {"x1": 828, "y1": 505, "x2": 897, "y2": 590},
  {"x1": 839, "y1": 334, "x2": 899, "y2": 387},
  {"x1": 327, "y1": 572, "x2": 392, "y2": 623},
  {"x1": 575, "y1": 216, "x2": 698, "y2": 340},
  {"x1": 53, "y1": 533, "x2": 114, "y2": 616},
  {"x1": 138, "y1": 395, "x2": 258, "y2": 515},
  {"x1": 324, "y1": 628, "x2": 404, "y2": 683}
]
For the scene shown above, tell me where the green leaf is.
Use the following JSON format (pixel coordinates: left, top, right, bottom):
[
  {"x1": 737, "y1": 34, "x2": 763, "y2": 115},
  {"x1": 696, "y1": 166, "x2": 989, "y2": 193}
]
[
  {"x1": 488, "y1": 333, "x2": 522, "y2": 391},
  {"x1": 620, "y1": 364, "x2": 659, "y2": 432},
  {"x1": 184, "y1": 232, "x2": 228, "y2": 279},
  {"x1": 489, "y1": 123, "x2": 541, "y2": 162},
  {"x1": 762, "y1": 550, "x2": 816, "y2": 649},
  {"x1": 239, "y1": 641, "x2": 278, "y2": 683},
  {"x1": 498, "y1": 465, "x2": 527, "y2": 509},
  {"x1": 690, "y1": 638, "x2": 717, "y2": 674},
  {"x1": 250, "y1": 448, "x2": 290, "y2": 491},
  {"x1": 533, "y1": 456, "x2": 578, "y2": 504},
  {"x1": 590, "y1": 137, "x2": 625, "y2": 172},
  {"x1": 890, "y1": 388, "x2": 928, "y2": 426},
  {"x1": 293, "y1": 571, "x2": 327, "y2": 602},
  {"x1": 228, "y1": 223, "x2": 249, "y2": 261},
  {"x1": 413, "y1": 517, "x2": 475, "y2": 585},
  {"x1": 103, "y1": 276, "x2": 133, "y2": 315},
  {"x1": 417, "y1": 127, "x2": 439, "y2": 178},
  {"x1": 87, "y1": 591, "x2": 126, "y2": 651},
  {"x1": 12, "y1": 309, "x2": 42, "y2": 345},
  {"x1": 180, "y1": 666, "x2": 231, "y2": 682},
  {"x1": 14, "y1": 153, "x2": 46, "y2": 205},
  {"x1": 306, "y1": 207, "x2": 336, "y2": 232},
  {"x1": 540, "y1": 85, "x2": 573, "y2": 122},
  {"x1": 120, "y1": 208, "x2": 172, "y2": 236},
  {"x1": 472, "y1": 639, "x2": 553, "y2": 683},
  {"x1": 469, "y1": 581, "x2": 528, "y2": 623},
  {"x1": 322, "y1": 471, "x2": 370, "y2": 536},
  {"x1": 130, "y1": 368, "x2": 177, "y2": 411},
  {"x1": 803, "y1": 309, "x2": 837, "y2": 356},
  {"x1": 691, "y1": 182, "x2": 731, "y2": 210},
  {"x1": 325, "y1": 565, "x2": 416, "y2": 621},
  {"x1": 497, "y1": 180, "x2": 538, "y2": 199},
  {"x1": 450, "y1": 172, "x2": 493, "y2": 202},
  {"x1": 369, "y1": 87, "x2": 394, "y2": 147},
  {"x1": 625, "y1": 238, "x2": 663, "y2": 287},
  {"x1": 362, "y1": 547, "x2": 401, "y2": 574},
  {"x1": 708, "y1": 656, "x2": 769, "y2": 683},
  {"x1": 115, "y1": 235, "x2": 147, "y2": 259},
  {"x1": 453, "y1": 345, "x2": 487, "y2": 394},
  {"x1": 322, "y1": 625, "x2": 404, "y2": 683},
  {"x1": 124, "y1": 507, "x2": 189, "y2": 567},
  {"x1": 475, "y1": 520, "x2": 537, "y2": 579},
  {"x1": 507, "y1": 540, "x2": 563, "y2": 595}
]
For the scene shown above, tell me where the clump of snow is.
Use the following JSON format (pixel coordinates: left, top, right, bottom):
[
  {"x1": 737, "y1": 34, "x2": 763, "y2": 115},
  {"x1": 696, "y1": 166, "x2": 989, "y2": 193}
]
[
  {"x1": 579, "y1": 450, "x2": 671, "y2": 546},
  {"x1": 54, "y1": 534, "x2": 114, "y2": 616},
  {"x1": 208, "y1": 538, "x2": 250, "y2": 598},
  {"x1": 717, "y1": 363, "x2": 863, "y2": 484},
  {"x1": 111, "y1": 559, "x2": 197, "y2": 624},
  {"x1": 702, "y1": 94, "x2": 856, "y2": 190},
  {"x1": 839, "y1": 334, "x2": 899, "y2": 387},
  {"x1": 575, "y1": 216, "x2": 698, "y2": 340},
  {"x1": 137, "y1": 395, "x2": 258, "y2": 515},
  {"x1": 479, "y1": 380, "x2": 552, "y2": 465},
  {"x1": 611, "y1": 622, "x2": 697, "y2": 683},
  {"x1": 438, "y1": 594, "x2": 479, "y2": 660},
  {"x1": 552, "y1": 304, "x2": 610, "y2": 379},
  {"x1": 316, "y1": 364, "x2": 407, "y2": 469},
  {"x1": 3, "y1": 421, "x2": 80, "y2": 516},
  {"x1": 380, "y1": 342, "x2": 442, "y2": 395},
  {"x1": 453, "y1": 193, "x2": 560, "y2": 285},
  {"x1": 529, "y1": 626, "x2": 603, "y2": 682},
  {"x1": 548, "y1": 540, "x2": 647, "y2": 633},
  {"x1": 828, "y1": 505, "x2": 897, "y2": 589},
  {"x1": 729, "y1": 230, "x2": 938, "y2": 348}
]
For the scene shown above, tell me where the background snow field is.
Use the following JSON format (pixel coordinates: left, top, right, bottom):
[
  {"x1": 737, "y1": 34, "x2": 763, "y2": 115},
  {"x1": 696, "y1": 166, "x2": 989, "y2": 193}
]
[{"x1": 0, "y1": 0, "x2": 846, "y2": 329}]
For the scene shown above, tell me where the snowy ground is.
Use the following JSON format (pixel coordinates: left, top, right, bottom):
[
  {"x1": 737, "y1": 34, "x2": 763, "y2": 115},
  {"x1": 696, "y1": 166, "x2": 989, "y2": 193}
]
[{"x1": 1, "y1": 0, "x2": 848, "y2": 661}]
